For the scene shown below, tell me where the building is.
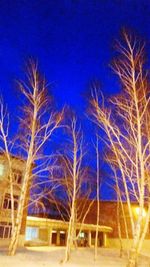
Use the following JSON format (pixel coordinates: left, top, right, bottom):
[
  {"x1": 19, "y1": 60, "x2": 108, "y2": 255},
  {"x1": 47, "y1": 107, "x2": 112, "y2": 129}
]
[
  {"x1": 24, "y1": 200, "x2": 150, "y2": 253},
  {"x1": 0, "y1": 153, "x2": 113, "y2": 248},
  {"x1": 0, "y1": 154, "x2": 113, "y2": 249},
  {"x1": 0, "y1": 154, "x2": 28, "y2": 246},
  {"x1": 25, "y1": 216, "x2": 112, "y2": 247},
  {"x1": 84, "y1": 201, "x2": 150, "y2": 251},
  {"x1": 1, "y1": 153, "x2": 149, "y2": 252}
]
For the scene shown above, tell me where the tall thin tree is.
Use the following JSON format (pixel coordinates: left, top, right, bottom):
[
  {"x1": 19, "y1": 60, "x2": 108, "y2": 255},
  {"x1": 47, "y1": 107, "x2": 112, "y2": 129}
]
[
  {"x1": 94, "y1": 135, "x2": 100, "y2": 260},
  {"x1": 90, "y1": 32, "x2": 150, "y2": 267},
  {"x1": 8, "y1": 62, "x2": 63, "y2": 255},
  {"x1": 61, "y1": 117, "x2": 93, "y2": 262}
]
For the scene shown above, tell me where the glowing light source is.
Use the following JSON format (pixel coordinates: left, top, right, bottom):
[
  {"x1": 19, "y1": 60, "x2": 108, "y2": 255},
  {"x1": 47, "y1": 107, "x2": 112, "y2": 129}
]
[
  {"x1": 0, "y1": 164, "x2": 4, "y2": 176},
  {"x1": 79, "y1": 232, "x2": 84, "y2": 238},
  {"x1": 135, "y1": 207, "x2": 146, "y2": 217}
]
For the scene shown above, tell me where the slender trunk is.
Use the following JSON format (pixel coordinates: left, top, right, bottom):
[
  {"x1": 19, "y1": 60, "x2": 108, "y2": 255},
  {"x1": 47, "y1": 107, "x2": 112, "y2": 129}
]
[
  {"x1": 137, "y1": 205, "x2": 150, "y2": 254},
  {"x1": 117, "y1": 200, "x2": 123, "y2": 258},
  {"x1": 1, "y1": 126, "x2": 15, "y2": 233},
  {"x1": 94, "y1": 136, "x2": 100, "y2": 260},
  {"x1": 114, "y1": 168, "x2": 124, "y2": 258},
  {"x1": 64, "y1": 197, "x2": 76, "y2": 262},
  {"x1": 64, "y1": 215, "x2": 74, "y2": 262},
  {"x1": 127, "y1": 54, "x2": 145, "y2": 267},
  {"x1": 63, "y1": 122, "x2": 77, "y2": 262},
  {"x1": 8, "y1": 89, "x2": 37, "y2": 256},
  {"x1": 120, "y1": 201, "x2": 130, "y2": 258},
  {"x1": 127, "y1": 212, "x2": 143, "y2": 267},
  {"x1": 8, "y1": 169, "x2": 31, "y2": 255}
]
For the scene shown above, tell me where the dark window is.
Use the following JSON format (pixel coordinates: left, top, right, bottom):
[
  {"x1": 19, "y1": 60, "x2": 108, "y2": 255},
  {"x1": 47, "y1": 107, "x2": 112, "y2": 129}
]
[
  {"x1": 0, "y1": 226, "x2": 4, "y2": 238},
  {"x1": 0, "y1": 223, "x2": 12, "y2": 238},
  {"x1": 13, "y1": 169, "x2": 22, "y2": 184},
  {"x1": 3, "y1": 194, "x2": 19, "y2": 210}
]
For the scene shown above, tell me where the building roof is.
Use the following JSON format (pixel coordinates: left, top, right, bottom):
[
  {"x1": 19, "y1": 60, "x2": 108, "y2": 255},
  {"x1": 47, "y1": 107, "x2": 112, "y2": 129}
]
[{"x1": 27, "y1": 216, "x2": 112, "y2": 233}]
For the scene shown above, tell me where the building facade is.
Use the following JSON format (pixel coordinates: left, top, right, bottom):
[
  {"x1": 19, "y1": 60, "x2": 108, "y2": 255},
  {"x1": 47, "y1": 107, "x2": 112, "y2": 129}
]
[
  {"x1": 84, "y1": 201, "x2": 150, "y2": 252},
  {"x1": 0, "y1": 154, "x2": 27, "y2": 246},
  {"x1": 25, "y1": 200, "x2": 150, "y2": 251},
  {"x1": 25, "y1": 216, "x2": 112, "y2": 247}
]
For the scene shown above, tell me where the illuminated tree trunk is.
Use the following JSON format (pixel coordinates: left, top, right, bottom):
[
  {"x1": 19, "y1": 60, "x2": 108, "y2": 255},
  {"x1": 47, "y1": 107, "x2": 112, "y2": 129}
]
[
  {"x1": 90, "y1": 32, "x2": 150, "y2": 267},
  {"x1": 8, "y1": 62, "x2": 63, "y2": 255},
  {"x1": 94, "y1": 136, "x2": 100, "y2": 260},
  {"x1": 0, "y1": 105, "x2": 15, "y2": 233},
  {"x1": 63, "y1": 118, "x2": 79, "y2": 263},
  {"x1": 8, "y1": 169, "x2": 31, "y2": 255},
  {"x1": 117, "y1": 199, "x2": 123, "y2": 258}
]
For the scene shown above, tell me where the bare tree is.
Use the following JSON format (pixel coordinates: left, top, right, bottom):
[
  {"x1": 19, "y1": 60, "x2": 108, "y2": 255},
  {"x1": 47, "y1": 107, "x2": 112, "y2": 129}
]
[
  {"x1": 8, "y1": 62, "x2": 64, "y2": 255},
  {"x1": 90, "y1": 32, "x2": 150, "y2": 267},
  {"x1": 59, "y1": 116, "x2": 93, "y2": 263},
  {"x1": 94, "y1": 135, "x2": 100, "y2": 260},
  {"x1": 107, "y1": 159, "x2": 130, "y2": 257},
  {"x1": 0, "y1": 103, "x2": 16, "y2": 234}
]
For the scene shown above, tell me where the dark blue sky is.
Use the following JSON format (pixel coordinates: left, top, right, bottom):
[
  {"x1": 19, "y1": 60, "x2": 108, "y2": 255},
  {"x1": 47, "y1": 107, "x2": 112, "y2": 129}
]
[
  {"x1": 1, "y1": 1, "x2": 150, "y2": 111},
  {"x1": 0, "y1": 0, "x2": 150, "y2": 199}
]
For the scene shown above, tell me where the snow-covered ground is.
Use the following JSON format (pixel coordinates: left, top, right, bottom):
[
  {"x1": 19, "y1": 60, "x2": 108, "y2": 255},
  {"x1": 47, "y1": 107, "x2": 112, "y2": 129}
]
[{"x1": 0, "y1": 247, "x2": 149, "y2": 267}]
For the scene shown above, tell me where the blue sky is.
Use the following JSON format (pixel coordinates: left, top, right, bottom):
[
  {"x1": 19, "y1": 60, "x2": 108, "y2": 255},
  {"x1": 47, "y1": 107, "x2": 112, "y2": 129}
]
[
  {"x1": 0, "y1": 0, "x2": 150, "y2": 199},
  {"x1": 1, "y1": 1, "x2": 150, "y2": 109}
]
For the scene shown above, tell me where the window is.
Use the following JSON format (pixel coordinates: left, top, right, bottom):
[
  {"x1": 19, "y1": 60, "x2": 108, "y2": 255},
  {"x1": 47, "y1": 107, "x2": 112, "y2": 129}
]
[
  {"x1": 13, "y1": 169, "x2": 22, "y2": 184},
  {"x1": 25, "y1": 227, "x2": 39, "y2": 241},
  {"x1": 0, "y1": 223, "x2": 12, "y2": 239},
  {"x1": 79, "y1": 232, "x2": 85, "y2": 238},
  {"x1": 3, "y1": 194, "x2": 19, "y2": 210}
]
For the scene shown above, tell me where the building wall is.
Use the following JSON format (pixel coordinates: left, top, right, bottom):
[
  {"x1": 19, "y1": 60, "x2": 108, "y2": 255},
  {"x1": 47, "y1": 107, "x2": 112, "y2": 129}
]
[
  {"x1": 84, "y1": 201, "x2": 150, "y2": 239},
  {"x1": 27, "y1": 199, "x2": 150, "y2": 248},
  {"x1": 25, "y1": 216, "x2": 112, "y2": 247},
  {"x1": 0, "y1": 155, "x2": 29, "y2": 246}
]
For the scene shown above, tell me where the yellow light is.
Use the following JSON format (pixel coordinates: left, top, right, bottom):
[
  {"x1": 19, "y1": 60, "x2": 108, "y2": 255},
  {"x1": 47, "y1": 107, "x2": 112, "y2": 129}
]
[
  {"x1": 135, "y1": 207, "x2": 146, "y2": 217},
  {"x1": 0, "y1": 164, "x2": 4, "y2": 176}
]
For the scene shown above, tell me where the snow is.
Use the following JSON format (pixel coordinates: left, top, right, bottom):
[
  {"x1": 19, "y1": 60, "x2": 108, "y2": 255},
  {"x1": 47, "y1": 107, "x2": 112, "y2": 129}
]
[{"x1": 0, "y1": 247, "x2": 149, "y2": 267}]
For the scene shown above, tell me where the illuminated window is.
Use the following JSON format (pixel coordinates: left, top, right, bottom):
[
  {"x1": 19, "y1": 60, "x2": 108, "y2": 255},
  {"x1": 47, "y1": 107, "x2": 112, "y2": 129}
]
[
  {"x1": 79, "y1": 232, "x2": 85, "y2": 238},
  {"x1": 25, "y1": 227, "x2": 39, "y2": 241}
]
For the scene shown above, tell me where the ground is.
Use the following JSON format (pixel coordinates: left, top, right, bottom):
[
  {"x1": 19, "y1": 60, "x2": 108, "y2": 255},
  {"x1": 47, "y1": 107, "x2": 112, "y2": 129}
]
[{"x1": 0, "y1": 247, "x2": 149, "y2": 267}]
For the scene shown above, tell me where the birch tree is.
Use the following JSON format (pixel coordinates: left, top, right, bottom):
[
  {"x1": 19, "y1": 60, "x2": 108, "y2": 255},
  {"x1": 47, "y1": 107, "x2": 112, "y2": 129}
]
[
  {"x1": 8, "y1": 62, "x2": 64, "y2": 255},
  {"x1": 61, "y1": 117, "x2": 93, "y2": 262},
  {"x1": 90, "y1": 32, "x2": 150, "y2": 267},
  {"x1": 0, "y1": 103, "x2": 16, "y2": 234},
  {"x1": 94, "y1": 135, "x2": 100, "y2": 260}
]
